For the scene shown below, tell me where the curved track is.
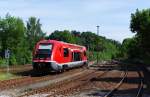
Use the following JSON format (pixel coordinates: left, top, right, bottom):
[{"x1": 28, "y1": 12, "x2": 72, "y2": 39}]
[
  {"x1": 104, "y1": 69, "x2": 127, "y2": 97},
  {"x1": 136, "y1": 69, "x2": 144, "y2": 97},
  {"x1": 104, "y1": 65, "x2": 144, "y2": 97}
]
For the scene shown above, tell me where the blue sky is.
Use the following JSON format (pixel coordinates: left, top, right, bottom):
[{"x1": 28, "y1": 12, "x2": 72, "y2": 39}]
[{"x1": 0, "y1": 0, "x2": 150, "y2": 42}]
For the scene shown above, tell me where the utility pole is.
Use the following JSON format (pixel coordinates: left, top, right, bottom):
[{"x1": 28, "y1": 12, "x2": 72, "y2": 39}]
[{"x1": 96, "y1": 26, "x2": 99, "y2": 64}]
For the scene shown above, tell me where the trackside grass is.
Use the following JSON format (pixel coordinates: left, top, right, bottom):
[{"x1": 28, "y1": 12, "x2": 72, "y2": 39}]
[{"x1": 0, "y1": 72, "x2": 20, "y2": 81}]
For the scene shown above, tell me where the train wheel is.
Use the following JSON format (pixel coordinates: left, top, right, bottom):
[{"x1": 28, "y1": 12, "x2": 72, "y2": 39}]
[
  {"x1": 56, "y1": 70, "x2": 61, "y2": 74},
  {"x1": 63, "y1": 65, "x2": 69, "y2": 71}
]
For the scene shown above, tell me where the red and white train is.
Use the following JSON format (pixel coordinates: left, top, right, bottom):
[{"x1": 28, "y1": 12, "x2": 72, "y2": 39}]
[{"x1": 32, "y1": 40, "x2": 88, "y2": 72}]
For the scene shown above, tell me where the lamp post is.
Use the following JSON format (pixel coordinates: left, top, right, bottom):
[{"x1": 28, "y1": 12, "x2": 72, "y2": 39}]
[{"x1": 96, "y1": 26, "x2": 99, "y2": 64}]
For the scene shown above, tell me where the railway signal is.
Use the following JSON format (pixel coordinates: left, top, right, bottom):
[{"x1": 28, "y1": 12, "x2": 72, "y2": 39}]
[{"x1": 5, "y1": 49, "x2": 10, "y2": 59}]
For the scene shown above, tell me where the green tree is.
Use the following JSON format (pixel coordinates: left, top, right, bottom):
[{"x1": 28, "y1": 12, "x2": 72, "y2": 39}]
[
  {"x1": 130, "y1": 9, "x2": 150, "y2": 59},
  {"x1": 71, "y1": 30, "x2": 82, "y2": 45},
  {"x1": 122, "y1": 38, "x2": 138, "y2": 58},
  {"x1": 80, "y1": 31, "x2": 104, "y2": 51},
  {"x1": 0, "y1": 14, "x2": 25, "y2": 50},
  {"x1": 26, "y1": 17, "x2": 45, "y2": 50},
  {"x1": 48, "y1": 30, "x2": 121, "y2": 61},
  {"x1": 0, "y1": 14, "x2": 29, "y2": 65},
  {"x1": 49, "y1": 30, "x2": 76, "y2": 43}
]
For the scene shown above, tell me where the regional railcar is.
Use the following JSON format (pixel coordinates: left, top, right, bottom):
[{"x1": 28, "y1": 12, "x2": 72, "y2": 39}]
[{"x1": 32, "y1": 40, "x2": 88, "y2": 72}]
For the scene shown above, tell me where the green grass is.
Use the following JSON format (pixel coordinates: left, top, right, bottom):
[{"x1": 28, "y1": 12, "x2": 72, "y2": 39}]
[{"x1": 0, "y1": 72, "x2": 20, "y2": 81}]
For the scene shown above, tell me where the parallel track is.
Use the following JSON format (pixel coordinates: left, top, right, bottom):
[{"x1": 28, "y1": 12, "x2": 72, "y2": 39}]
[
  {"x1": 1, "y1": 61, "x2": 144, "y2": 97},
  {"x1": 20, "y1": 70, "x2": 109, "y2": 97},
  {"x1": 0, "y1": 68, "x2": 84, "y2": 91},
  {"x1": 0, "y1": 61, "x2": 96, "y2": 94}
]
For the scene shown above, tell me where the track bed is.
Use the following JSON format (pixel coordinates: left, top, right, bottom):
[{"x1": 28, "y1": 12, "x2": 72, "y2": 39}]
[{"x1": 0, "y1": 61, "x2": 149, "y2": 97}]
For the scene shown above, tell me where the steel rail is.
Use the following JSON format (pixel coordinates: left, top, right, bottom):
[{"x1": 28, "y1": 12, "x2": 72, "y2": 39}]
[{"x1": 104, "y1": 67, "x2": 127, "y2": 97}]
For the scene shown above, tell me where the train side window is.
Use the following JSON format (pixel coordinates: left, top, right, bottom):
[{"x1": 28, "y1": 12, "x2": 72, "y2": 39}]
[{"x1": 63, "y1": 48, "x2": 69, "y2": 57}]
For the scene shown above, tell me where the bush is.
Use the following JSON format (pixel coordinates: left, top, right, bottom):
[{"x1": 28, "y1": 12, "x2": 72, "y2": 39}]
[
  {"x1": 9, "y1": 54, "x2": 17, "y2": 65},
  {"x1": 0, "y1": 57, "x2": 7, "y2": 67}
]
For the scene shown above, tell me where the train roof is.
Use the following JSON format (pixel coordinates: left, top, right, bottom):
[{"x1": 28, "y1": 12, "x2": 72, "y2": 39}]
[{"x1": 38, "y1": 39, "x2": 86, "y2": 50}]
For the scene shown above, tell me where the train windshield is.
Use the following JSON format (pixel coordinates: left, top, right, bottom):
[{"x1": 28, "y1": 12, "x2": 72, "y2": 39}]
[
  {"x1": 39, "y1": 44, "x2": 52, "y2": 50},
  {"x1": 35, "y1": 44, "x2": 52, "y2": 59}
]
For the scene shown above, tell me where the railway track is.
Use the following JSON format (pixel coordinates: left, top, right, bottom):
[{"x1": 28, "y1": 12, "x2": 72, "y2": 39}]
[
  {"x1": 1, "y1": 61, "x2": 144, "y2": 97},
  {"x1": 103, "y1": 65, "x2": 144, "y2": 97},
  {"x1": 0, "y1": 68, "x2": 85, "y2": 91},
  {"x1": 20, "y1": 69, "x2": 109, "y2": 97},
  {"x1": 104, "y1": 69, "x2": 127, "y2": 97},
  {"x1": 136, "y1": 68, "x2": 144, "y2": 97},
  {"x1": 24, "y1": 63, "x2": 144, "y2": 97},
  {"x1": 0, "y1": 61, "x2": 96, "y2": 91}
]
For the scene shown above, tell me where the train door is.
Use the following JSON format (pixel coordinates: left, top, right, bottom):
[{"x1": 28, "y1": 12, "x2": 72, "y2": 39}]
[
  {"x1": 83, "y1": 51, "x2": 87, "y2": 60},
  {"x1": 72, "y1": 51, "x2": 81, "y2": 62}
]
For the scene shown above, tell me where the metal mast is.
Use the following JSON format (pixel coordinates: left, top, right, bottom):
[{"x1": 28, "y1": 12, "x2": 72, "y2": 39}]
[{"x1": 96, "y1": 26, "x2": 99, "y2": 64}]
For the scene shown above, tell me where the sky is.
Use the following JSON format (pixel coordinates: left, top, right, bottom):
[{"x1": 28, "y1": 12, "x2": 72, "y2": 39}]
[{"x1": 0, "y1": 0, "x2": 150, "y2": 42}]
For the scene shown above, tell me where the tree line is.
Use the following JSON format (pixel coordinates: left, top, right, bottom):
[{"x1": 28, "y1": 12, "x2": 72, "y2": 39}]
[
  {"x1": 47, "y1": 30, "x2": 122, "y2": 61},
  {"x1": 0, "y1": 14, "x2": 122, "y2": 67}
]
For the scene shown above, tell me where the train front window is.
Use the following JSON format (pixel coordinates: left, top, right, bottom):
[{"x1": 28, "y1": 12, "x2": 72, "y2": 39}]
[
  {"x1": 39, "y1": 44, "x2": 52, "y2": 50},
  {"x1": 35, "y1": 44, "x2": 52, "y2": 59}
]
